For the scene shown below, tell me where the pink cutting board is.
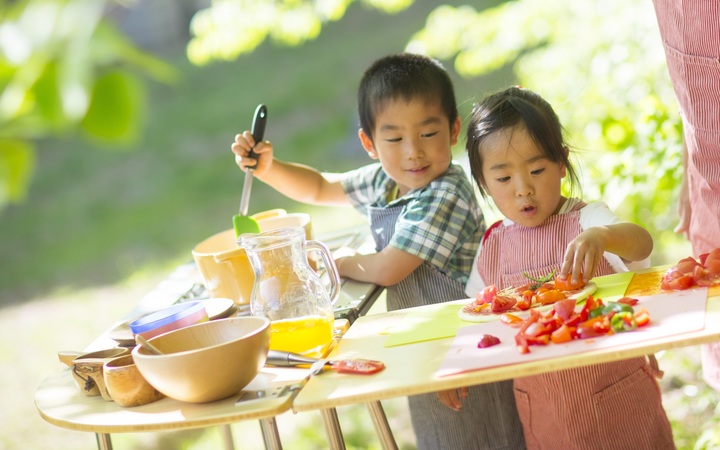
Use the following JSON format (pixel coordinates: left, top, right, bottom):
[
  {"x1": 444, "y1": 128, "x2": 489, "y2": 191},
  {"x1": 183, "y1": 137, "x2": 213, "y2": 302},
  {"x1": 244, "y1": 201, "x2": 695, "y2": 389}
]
[{"x1": 437, "y1": 287, "x2": 708, "y2": 377}]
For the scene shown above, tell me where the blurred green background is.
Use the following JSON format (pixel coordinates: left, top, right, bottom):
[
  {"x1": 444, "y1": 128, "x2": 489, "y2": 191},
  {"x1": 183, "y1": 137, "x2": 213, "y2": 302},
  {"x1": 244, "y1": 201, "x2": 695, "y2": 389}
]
[{"x1": 1, "y1": 0, "x2": 718, "y2": 448}]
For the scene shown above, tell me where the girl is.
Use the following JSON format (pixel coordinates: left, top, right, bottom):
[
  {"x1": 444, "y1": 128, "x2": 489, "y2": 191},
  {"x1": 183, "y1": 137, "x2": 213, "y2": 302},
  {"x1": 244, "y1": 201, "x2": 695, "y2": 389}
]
[{"x1": 446, "y1": 86, "x2": 674, "y2": 449}]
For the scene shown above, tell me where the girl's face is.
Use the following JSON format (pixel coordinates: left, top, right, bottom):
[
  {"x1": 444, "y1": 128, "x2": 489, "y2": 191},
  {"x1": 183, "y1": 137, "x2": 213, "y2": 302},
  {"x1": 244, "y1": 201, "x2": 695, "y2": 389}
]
[
  {"x1": 479, "y1": 124, "x2": 567, "y2": 227},
  {"x1": 358, "y1": 98, "x2": 460, "y2": 197}
]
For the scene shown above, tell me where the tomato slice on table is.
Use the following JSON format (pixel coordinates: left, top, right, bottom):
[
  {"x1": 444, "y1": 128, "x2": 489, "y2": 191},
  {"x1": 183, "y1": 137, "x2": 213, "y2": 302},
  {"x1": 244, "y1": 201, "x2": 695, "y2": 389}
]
[{"x1": 331, "y1": 359, "x2": 385, "y2": 375}]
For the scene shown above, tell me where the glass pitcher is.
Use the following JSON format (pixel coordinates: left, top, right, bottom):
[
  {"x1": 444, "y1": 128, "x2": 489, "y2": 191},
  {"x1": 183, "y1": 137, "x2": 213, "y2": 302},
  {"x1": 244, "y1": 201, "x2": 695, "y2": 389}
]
[{"x1": 238, "y1": 226, "x2": 341, "y2": 357}]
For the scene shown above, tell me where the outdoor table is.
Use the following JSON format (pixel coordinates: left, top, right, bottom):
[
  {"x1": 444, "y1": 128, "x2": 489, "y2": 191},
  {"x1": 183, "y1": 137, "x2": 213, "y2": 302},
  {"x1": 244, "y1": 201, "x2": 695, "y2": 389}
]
[
  {"x1": 293, "y1": 266, "x2": 720, "y2": 449},
  {"x1": 34, "y1": 226, "x2": 387, "y2": 450}
]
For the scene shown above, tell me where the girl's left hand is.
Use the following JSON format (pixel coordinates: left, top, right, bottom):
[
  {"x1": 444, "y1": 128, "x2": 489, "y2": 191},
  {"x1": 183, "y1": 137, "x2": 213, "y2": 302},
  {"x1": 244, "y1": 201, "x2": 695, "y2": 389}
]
[
  {"x1": 559, "y1": 228, "x2": 608, "y2": 285},
  {"x1": 436, "y1": 387, "x2": 468, "y2": 411}
]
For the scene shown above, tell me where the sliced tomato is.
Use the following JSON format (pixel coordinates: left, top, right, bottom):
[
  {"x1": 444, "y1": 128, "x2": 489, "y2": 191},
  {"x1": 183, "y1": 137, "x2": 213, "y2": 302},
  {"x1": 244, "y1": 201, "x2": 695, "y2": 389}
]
[
  {"x1": 331, "y1": 359, "x2": 385, "y2": 375},
  {"x1": 477, "y1": 285, "x2": 497, "y2": 304},
  {"x1": 551, "y1": 324, "x2": 575, "y2": 344},
  {"x1": 554, "y1": 275, "x2": 586, "y2": 291},
  {"x1": 491, "y1": 295, "x2": 517, "y2": 313},
  {"x1": 500, "y1": 313, "x2": 524, "y2": 327},
  {"x1": 536, "y1": 289, "x2": 567, "y2": 305}
]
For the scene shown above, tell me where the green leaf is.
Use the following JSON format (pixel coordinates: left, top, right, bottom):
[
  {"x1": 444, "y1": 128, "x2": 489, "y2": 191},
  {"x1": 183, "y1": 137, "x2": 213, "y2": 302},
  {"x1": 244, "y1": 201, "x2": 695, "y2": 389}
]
[
  {"x1": 81, "y1": 71, "x2": 143, "y2": 142},
  {"x1": 0, "y1": 139, "x2": 35, "y2": 208}
]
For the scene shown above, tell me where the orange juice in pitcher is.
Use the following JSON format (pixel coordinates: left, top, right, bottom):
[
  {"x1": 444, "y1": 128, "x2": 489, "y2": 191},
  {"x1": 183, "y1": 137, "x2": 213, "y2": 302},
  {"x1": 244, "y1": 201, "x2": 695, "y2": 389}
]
[
  {"x1": 238, "y1": 227, "x2": 340, "y2": 357},
  {"x1": 269, "y1": 315, "x2": 335, "y2": 356}
]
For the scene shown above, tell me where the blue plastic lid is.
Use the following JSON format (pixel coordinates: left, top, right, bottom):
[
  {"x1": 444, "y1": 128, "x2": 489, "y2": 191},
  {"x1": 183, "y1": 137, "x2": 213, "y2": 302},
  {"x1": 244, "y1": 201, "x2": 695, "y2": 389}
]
[{"x1": 129, "y1": 301, "x2": 206, "y2": 334}]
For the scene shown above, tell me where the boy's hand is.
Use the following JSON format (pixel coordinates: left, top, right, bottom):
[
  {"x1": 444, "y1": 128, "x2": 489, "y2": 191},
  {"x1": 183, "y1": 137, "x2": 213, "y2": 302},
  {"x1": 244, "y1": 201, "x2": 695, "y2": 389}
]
[
  {"x1": 231, "y1": 131, "x2": 273, "y2": 177},
  {"x1": 559, "y1": 227, "x2": 608, "y2": 285},
  {"x1": 437, "y1": 387, "x2": 467, "y2": 411}
]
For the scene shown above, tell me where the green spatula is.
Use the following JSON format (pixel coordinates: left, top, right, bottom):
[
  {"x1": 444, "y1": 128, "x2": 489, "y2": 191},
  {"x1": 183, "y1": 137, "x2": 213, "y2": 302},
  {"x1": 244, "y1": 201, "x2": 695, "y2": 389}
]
[{"x1": 233, "y1": 104, "x2": 267, "y2": 237}]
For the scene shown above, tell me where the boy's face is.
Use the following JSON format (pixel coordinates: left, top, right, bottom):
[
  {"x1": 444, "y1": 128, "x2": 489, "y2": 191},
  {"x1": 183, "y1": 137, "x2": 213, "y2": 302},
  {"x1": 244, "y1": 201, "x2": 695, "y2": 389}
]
[
  {"x1": 479, "y1": 124, "x2": 566, "y2": 228},
  {"x1": 358, "y1": 99, "x2": 460, "y2": 197}
]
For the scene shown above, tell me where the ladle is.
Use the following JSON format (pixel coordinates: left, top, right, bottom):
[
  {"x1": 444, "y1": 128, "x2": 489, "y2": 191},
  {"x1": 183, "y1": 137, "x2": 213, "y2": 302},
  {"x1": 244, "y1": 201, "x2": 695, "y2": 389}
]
[{"x1": 135, "y1": 334, "x2": 163, "y2": 355}]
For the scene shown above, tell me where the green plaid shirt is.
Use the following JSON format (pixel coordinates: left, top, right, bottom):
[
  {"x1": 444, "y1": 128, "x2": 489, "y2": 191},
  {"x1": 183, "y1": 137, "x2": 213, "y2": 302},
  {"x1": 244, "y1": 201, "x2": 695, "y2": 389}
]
[{"x1": 340, "y1": 162, "x2": 484, "y2": 284}]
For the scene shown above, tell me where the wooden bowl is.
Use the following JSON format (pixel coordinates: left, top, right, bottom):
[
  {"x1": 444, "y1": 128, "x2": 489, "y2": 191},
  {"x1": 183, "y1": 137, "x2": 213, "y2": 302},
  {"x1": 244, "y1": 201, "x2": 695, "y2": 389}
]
[
  {"x1": 131, "y1": 317, "x2": 270, "y2": 403},
  {"x1": 103, "y1": 355, "x2": 164, "y2": 407}
]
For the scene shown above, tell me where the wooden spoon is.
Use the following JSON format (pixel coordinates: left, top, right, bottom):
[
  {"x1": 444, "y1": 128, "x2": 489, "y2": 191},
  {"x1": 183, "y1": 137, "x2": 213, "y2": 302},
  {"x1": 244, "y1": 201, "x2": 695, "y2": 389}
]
[{"x1": 134, "y1": 334, "x2": 163, "y2": 355}]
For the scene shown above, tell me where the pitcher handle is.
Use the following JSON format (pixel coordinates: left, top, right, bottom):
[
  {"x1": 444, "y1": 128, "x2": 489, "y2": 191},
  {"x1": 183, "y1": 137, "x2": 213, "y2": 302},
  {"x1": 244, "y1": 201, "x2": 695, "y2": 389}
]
[{"x1": 306, "y1": 240, "x2": 341, "y2": 306}]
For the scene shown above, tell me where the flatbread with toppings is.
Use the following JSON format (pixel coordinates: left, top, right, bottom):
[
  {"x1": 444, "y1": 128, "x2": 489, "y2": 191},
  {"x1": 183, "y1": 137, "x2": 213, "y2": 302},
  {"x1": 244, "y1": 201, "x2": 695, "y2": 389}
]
[{"x1": 459, "y1": 271, "x2": 597, "y2": 323}]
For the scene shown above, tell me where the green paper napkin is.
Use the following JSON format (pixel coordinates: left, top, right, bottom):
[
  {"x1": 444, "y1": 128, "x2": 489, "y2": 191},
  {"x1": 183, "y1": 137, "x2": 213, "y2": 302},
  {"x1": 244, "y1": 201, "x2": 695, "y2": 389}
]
[
  {"x1": 383, "y1": 302, "x2": 468, "y2": 347},
  {"x1": 591, "y1": 272, "x2": 635, "y2": 300}
]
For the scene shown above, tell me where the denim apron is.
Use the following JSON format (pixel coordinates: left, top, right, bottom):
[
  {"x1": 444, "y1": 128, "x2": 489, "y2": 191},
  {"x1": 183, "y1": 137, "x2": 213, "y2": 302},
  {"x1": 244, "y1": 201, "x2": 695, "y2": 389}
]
[{"x1": 368, "y1": 204, "x2": 526, "y2": 450}]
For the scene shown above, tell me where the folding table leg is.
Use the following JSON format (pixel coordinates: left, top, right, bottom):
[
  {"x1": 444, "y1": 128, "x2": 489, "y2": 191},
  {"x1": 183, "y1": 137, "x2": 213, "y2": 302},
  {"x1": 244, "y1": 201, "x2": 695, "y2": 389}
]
[
  {"x1": 259, "y1": 417, "x2": 283, "y2": 449},
  {"x1": 220, "y1": 424, "x2": 235, "y2": 450},
  {"x1": 366, "y1": 401, "x2": 398, "y2": 450},
  {"x1": 320, "y1": 408, "x2": 346, "y2": 449},
  {"x1": 95, "y1": 433, "x2": 113, "y2": 450}
]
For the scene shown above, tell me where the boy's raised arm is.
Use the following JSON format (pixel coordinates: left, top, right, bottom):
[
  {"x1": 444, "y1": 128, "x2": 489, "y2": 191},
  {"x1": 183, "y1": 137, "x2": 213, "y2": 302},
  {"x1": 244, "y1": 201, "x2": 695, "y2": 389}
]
[{"x1": 232, "y1": 132, "x2": 348, "y2": 206}]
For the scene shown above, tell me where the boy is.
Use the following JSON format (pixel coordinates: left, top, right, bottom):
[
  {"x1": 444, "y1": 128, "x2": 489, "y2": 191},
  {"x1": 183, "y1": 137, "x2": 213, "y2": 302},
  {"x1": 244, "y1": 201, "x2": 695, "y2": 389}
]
[{"x1": 231, "y1": 53, "x2": 524, "y2": 449}]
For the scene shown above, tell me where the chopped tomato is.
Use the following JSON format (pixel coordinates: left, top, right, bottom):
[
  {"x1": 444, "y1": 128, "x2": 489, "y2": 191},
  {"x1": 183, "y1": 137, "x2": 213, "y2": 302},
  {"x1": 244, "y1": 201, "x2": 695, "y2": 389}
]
[
  {"x1": 526, "y1": 335, "x2": 550, "y2": 346},
  {"x1": 661, "y1": 272, "x2": 695, "y2": 290},
  {"x1": 551, "y1": 324, "x2": 575, "y2": 344},
  {"x1": 477, "y1": 334, "x2": 501, "y2": 348},
  {"x1": 706, "y1": 259, "x2": 720, "y2": 276},
  {"x1": 563, "y1": 313, "x2": 583, "y2": 327},
  {"x1": 554, "y1": 275, "x2": 586, "y2": 291},
  {"x1": 577, "y1": 316, "x2": 611, "y2": 339},
  {"x1": 553, "y1": 299, "x2": 577, "y2": 321},
  {"x1": 616, "y1": 297, "x2": 639, "y2": 306},
  {"x1": 477, "y1": 285, "x2": 497, "y2": 304},
  {"x1": 536, "y1": 289, "x2": 567, "y2": 305},
  {"x1": 516, "y1": 297, "x2": 532, "y2": 310},
  {"x1": 525, "y1": 322, "x2": 554, "y2": 338},
  {"x1": 500, "y1": 313, "x2": 524, "y2": 327},
  {"x1": 634, "y1": 307, "x2": 651, "y2": 327},
  {"x1": 491, "y1": 295, "x2": 517, "y2": 313},
  {"x1": 676, "y1": 256, "x2": 702, "y2": 274},
  {"x1": 515, "y1": 334, "x2": 530, "y2": 354}
]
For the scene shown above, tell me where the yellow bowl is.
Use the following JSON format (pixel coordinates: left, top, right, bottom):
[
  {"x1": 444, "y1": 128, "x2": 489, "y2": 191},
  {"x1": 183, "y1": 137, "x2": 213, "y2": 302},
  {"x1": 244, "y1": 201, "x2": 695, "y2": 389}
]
[{"x1": 132, "y1": 316, "x2": 270, "y2": 403}]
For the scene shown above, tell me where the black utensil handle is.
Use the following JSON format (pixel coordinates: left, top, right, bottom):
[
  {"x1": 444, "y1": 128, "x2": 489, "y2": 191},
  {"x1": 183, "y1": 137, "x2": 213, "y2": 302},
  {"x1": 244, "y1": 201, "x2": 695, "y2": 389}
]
[{"x1": 248, "y1": 104, "x2": 267, "y2": 162}]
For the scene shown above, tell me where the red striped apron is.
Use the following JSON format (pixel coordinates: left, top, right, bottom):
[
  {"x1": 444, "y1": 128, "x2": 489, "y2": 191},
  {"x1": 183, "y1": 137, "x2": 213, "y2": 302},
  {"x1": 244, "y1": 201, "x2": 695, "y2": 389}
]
[
  {"x1": 478, "y1": 204, "x2": 675, "y2": 449},
  {"x1": 652, "y1": 0, "x2": 720, "y2": 394}
]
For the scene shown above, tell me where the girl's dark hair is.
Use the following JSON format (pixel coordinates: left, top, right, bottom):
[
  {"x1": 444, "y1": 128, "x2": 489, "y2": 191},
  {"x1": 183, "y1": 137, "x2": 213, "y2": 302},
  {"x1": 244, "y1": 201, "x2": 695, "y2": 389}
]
[
  {"x1": 357, "y1": 53, "x2": 458, "y2": 142},
  {"x1": 465, "y1": 86, "x2": 580, "y2": 198}
]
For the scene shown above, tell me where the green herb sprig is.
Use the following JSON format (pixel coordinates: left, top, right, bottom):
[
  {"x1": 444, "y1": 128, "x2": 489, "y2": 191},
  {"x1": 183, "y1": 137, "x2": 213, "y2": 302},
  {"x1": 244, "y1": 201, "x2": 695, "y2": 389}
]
[{"x1": 522, "y1": 269, "x2": 557, "y2": 291}]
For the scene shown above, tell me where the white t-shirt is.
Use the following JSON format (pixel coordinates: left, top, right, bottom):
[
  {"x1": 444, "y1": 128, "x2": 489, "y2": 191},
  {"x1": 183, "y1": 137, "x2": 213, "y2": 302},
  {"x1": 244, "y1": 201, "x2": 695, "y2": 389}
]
[{"x1": 464, "y1": 199, "x2": 651, "y2": 297}]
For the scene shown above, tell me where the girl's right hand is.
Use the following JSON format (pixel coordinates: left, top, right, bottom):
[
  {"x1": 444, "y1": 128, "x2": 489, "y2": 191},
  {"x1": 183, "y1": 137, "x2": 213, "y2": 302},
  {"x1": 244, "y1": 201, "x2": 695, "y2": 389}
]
[
  {"x1": 231, "y1": 131, "x2": 273, "y2": 177},
  {"x1": 436, "y1": 387, "x2": 467, "y2": 411}
]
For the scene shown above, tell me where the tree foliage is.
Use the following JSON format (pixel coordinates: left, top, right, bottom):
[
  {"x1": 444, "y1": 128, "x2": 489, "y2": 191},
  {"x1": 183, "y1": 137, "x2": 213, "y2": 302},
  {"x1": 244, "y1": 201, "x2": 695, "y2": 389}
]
[
  {"x1": 187, "y1": 0, "x2": 415, "y2": 65},
  {"x1": 407, "y1": 0, "x2": 685, "y2": 259},
  {"x1": 0, "y1": 0, "x2": 175, "y2": 210}
]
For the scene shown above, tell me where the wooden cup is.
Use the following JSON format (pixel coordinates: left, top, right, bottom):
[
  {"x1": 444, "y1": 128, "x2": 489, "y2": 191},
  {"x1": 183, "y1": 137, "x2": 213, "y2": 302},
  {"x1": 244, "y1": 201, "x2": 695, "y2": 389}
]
[{"x1": 103, "y1": 354, "x2": 164, "y2": 407}]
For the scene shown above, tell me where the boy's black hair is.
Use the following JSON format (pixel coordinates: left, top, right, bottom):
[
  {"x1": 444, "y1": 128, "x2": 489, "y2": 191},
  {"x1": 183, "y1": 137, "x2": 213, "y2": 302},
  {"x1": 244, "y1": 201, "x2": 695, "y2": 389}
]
[
  {"x1": 357, "y1": 53, "x2": 458, "y2": 142},
  {"x1": 465, "y1": 86, "x2": 580, "y2": 198}
]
